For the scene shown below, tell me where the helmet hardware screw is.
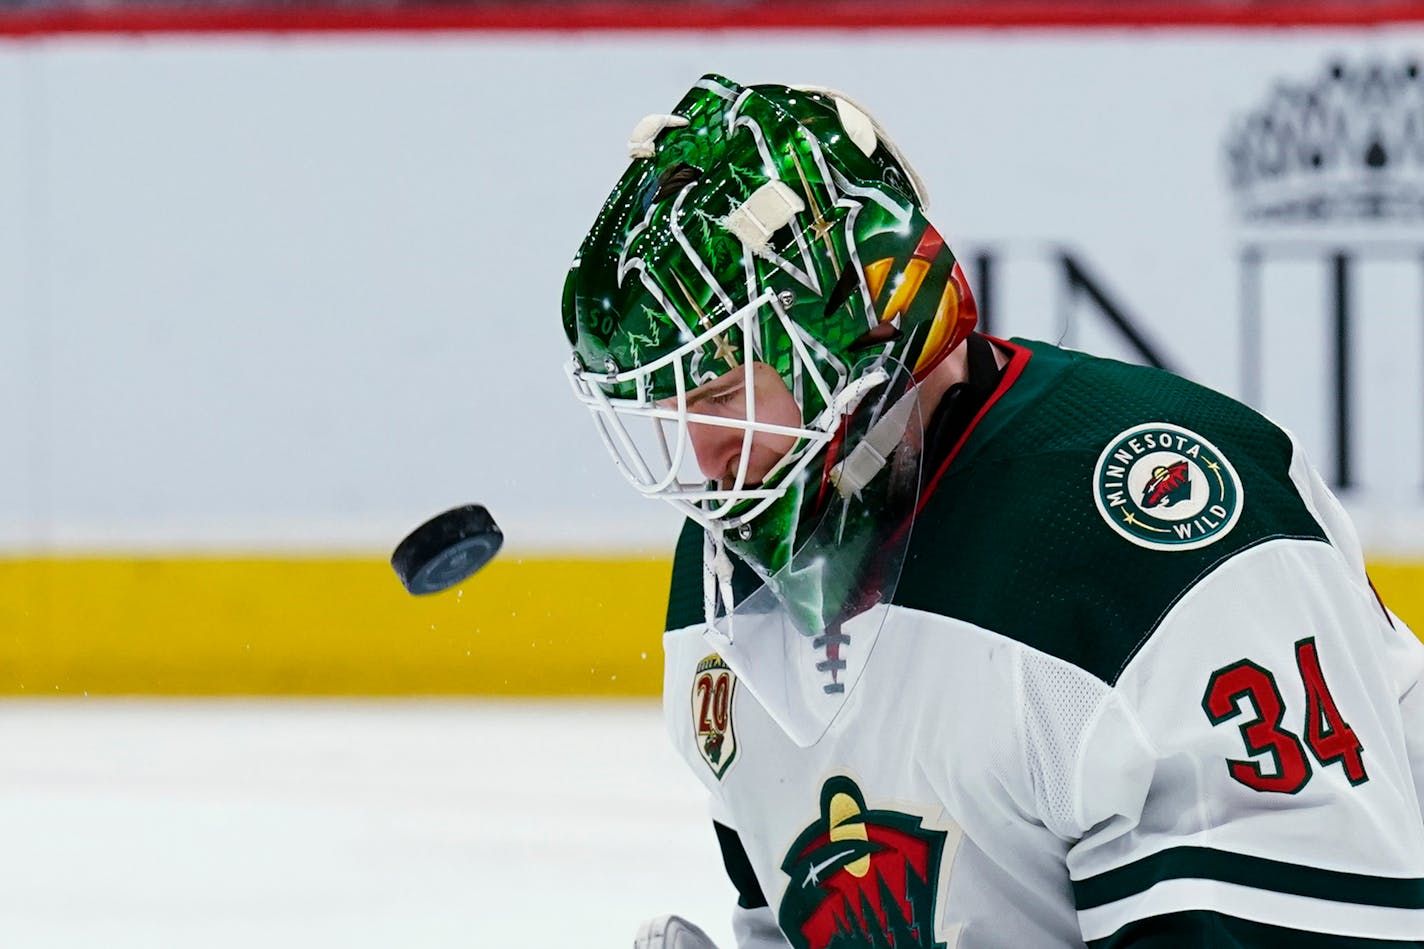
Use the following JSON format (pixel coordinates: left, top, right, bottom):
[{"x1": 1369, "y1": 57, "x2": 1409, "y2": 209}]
[
  {"x1": 736, "y1": 523, "x2": 753, "y2": 540},
  {"x1": 604, "y1": 356, "x2": 618, "y2": 374},
  {"x1": 777, "y1": 290, "x2": 797, "y2": 309}
]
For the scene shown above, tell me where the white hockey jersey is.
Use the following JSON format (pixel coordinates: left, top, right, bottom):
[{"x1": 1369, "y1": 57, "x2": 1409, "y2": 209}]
[{"x1": 660, "y1": 340, "x2": 1424, "y2": 948}]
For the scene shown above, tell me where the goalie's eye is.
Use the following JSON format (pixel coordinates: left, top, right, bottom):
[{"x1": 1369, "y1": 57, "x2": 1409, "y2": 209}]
[
  {"x1": 687, "y1": 381, "x2": 744, "y2": 412},
  {"x1": 704, "y1": 390, "x2": 739, "y2": 407}
]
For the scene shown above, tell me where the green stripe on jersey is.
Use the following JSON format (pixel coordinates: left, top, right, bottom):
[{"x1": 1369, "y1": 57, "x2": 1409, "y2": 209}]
[
  {"x1": 1087, "y1": 910, "x2": 1424, "y2": 948},
  {"x1": 1074, "y1": 846, "x2": 1424, "y2": 911}
]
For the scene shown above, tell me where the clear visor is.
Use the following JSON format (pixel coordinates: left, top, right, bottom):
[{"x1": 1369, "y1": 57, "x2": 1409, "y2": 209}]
[
  {"x1": 566, "y1": 291, "x2": 843, "y2": 528},
  {"x1": 706, "y1": 355, "x2": 925, "y2": 747}
]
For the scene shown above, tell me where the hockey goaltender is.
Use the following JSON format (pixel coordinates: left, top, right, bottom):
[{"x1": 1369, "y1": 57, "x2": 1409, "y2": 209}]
[{"x1": 561, "y1": 74, "x2": 1424, "y2": 949}]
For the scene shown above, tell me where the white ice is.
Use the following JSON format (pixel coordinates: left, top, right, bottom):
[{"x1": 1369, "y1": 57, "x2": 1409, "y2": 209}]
[{"x1": 0, "y1": 700, "x2": 738, "y2": 948}]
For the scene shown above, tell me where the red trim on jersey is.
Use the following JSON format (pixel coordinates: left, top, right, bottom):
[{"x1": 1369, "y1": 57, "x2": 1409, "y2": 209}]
[
  {"x1": 915, "y1": 336, "x2": 1032, "y2": 517},
  {"x1": 2, "y1": 3, "x2": 1423, "y2": 37},
  {"x1": 823, "y1": 337, "x2": 1028, "y2": 622}
]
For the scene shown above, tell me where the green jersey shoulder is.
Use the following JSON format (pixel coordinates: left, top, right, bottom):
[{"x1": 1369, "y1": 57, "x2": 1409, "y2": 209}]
[{"x1": 895, "y1": 339, "x2": 1328, "y2": 684}]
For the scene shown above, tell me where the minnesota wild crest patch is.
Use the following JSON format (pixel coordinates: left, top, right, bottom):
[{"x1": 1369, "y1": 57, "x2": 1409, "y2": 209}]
[
  {"x1": 779, "y1": 777, "x2": 950, "y2": 949},
  {"x1": 692, "y1": 654, "x2": 738, "y2": 779},
  {"x1": 1093, "y1": 422, "x2": 1244, "y2": 551}
]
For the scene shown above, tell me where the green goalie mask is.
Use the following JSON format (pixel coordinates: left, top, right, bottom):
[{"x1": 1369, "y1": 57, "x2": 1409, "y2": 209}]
[{"x1": 562, "y1": 73, "x2": 977, "y2": 590}]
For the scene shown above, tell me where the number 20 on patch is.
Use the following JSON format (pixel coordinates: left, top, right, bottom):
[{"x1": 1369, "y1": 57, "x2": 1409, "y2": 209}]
[
  {"x1": 1202, "y1": 637, "x2": 1368, "y2": 794},
  {"x1": 692, "y1": 654, "x2": 738, "y2": 780}
]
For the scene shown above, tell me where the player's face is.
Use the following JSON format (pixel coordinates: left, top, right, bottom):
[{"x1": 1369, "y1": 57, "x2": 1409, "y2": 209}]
[{"x1": 672, "y1": 362, "x2": 801, "y2": 488}]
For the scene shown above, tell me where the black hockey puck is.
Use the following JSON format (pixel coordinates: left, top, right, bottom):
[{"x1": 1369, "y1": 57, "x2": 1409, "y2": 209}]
[{"x1": 391, "y1": 504, "x2": 504, "y2": 596}]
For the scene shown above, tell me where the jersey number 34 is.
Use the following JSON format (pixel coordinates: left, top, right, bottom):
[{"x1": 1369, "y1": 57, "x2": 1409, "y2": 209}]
[{"x1": 1202, "y1": 637, "x2": 1368, "y2": 794}]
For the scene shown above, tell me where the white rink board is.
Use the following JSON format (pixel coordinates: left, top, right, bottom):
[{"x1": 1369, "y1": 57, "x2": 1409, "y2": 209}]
[
  {"x1": 0, "y1": 29, "x2": 1422, "y2": 553},
  {"x1": 0, "y1": 699, "x2": 737, "y2": 948}
]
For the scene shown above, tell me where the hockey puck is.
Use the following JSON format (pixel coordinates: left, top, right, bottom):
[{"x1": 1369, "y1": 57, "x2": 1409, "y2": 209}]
[{"x1": 391, "y1": 504, "x2": 504, "y2": 596}]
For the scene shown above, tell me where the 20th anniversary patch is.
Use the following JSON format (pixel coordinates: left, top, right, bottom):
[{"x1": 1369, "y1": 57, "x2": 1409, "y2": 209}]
[
  {"x1": 1093, "y1": 422, "x2": 1244, "y2": 551},
  {"x1": 692, "y1": 654, "x2": 738, "y2": 779}
]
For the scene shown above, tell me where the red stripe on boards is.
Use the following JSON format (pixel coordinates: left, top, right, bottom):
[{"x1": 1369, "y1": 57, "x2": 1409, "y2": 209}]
[{"x1": 2, "y1": 2, "x2": 1424, "y2": 37}]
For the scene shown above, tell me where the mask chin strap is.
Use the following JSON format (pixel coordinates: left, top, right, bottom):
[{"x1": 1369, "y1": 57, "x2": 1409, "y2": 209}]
[
  {"x1": 828, "y1": 384, "x2": 919, "y2": 498},
  {"x1": 703, "y1": 528, "x2": 738, "y2": 643}
]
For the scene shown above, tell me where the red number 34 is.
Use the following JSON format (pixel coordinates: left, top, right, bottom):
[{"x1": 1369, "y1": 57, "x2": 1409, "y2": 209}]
[{"x1": 1201, "y1": 637, "x2": 1368, "y2": 794}]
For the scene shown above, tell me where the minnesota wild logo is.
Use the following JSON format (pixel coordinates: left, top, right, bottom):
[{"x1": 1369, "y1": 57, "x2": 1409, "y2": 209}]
[
  {"x1": 1093, "y1": 422, "x2": 1244, "y2": 551},
  {"x1": 691, "y1": 654, "x2": 738, "y2": 779},
  {"x1": 778, "y1": 777, "x2": 949, "y2": 949}
]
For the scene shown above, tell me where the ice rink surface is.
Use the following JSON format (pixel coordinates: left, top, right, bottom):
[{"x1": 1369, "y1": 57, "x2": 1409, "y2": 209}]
[{"x1": 0, "y1": 700, "x2": 738, "y2": 948}]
